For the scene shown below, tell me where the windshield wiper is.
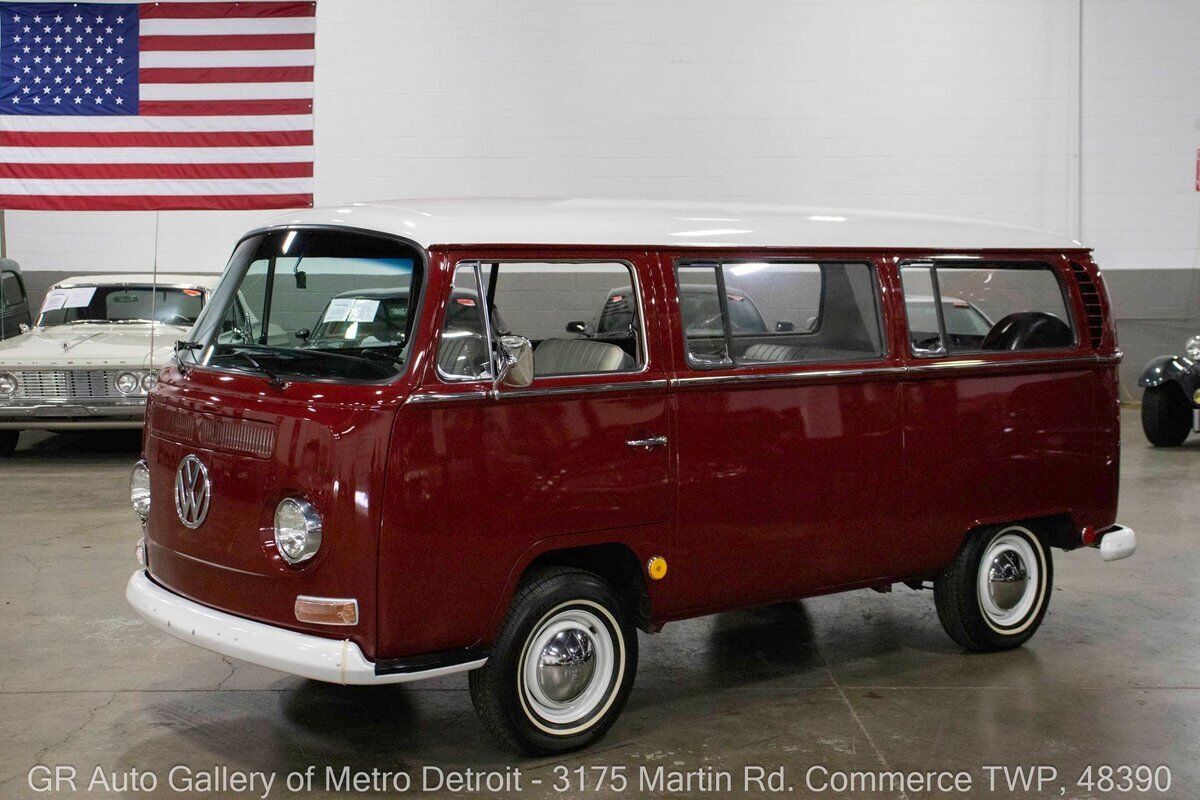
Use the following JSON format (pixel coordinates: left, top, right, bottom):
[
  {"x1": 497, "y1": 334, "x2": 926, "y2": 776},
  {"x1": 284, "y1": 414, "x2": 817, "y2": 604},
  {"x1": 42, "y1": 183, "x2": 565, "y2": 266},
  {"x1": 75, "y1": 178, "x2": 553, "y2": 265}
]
[
  {"x1": 209, "y1": 347, "x2": 289, "y2": 388},
  {"x1": 223, "y1": 343, "x2": 399, "y2": 372}
]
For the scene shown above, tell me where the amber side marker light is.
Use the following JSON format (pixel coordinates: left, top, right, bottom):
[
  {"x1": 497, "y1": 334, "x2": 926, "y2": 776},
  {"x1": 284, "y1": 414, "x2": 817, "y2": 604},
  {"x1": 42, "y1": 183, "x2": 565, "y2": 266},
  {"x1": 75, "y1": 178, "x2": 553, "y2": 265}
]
[
  {"x1": 647, "y1": 556, "x2": 668, "y2": 581},
  {"x1": 295, "y1": 596, "x2": 358, "y2": 626}
]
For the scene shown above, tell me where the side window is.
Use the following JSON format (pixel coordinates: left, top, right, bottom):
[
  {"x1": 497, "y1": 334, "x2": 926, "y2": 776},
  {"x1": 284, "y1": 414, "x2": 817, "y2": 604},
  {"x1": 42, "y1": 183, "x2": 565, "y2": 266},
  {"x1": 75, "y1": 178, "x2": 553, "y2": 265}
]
[
  {"x1": 901, "y1": 261, "x2": 1074, "y2": 355},
  {"x1": 1, "y1": 272, "x2": 24, "y2": 308},
  {"x1": 437, "y1": 260, "x2": 642, "y2": 381},
  {"x1": 678, "y1": 260, "x2": 883, "y2": 367},
  {"x1": 437, "y1": 263, "x2": 493, "y2": 379}
]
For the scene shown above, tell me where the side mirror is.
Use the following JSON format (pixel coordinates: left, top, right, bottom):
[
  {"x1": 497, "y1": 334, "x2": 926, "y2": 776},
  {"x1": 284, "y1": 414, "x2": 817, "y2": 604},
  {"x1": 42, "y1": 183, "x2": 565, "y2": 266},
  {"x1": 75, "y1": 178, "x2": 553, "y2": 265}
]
[
  {"x1": 19, "y1": 323, "x2": 30, "y2": 334},
  {"x1": 493, "y1": 334, "x2": 534, "y2": 393},
  {"x1": 294, "y1": 271, "x2": 307, "y2": 289},
  {"x1": 294, "y1": 328, "x2": 311, "y2": 341},
  {"x1": 775, "y1": 320, "x2": 795, "y2": 333},
  {"x1": 565, "y1": 320, "x2": 590, "y2": 335}
]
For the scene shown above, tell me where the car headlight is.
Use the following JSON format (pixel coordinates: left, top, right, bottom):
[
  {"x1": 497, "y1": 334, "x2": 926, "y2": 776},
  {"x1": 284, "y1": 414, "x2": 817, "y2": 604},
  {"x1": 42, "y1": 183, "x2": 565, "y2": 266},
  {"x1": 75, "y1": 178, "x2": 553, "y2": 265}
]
[
  {"x1": 0, "y1": 372, "x2": 16, "y2": 397},
  {"x1": 1186, "y1": 335, "x2": 1200, "y2": 361},
  {"x1": 115, "y1": 372, "x2": 140, "y2": 394},
  {"x1": 130, "y1": 460, "x2": 151, "y2": 520},
  {"x1": 274, "y1": 497, "x2": 322, "y2": 564},
  {"x1": 141, "y1": 372, "x2": 157, "y2": 392}
]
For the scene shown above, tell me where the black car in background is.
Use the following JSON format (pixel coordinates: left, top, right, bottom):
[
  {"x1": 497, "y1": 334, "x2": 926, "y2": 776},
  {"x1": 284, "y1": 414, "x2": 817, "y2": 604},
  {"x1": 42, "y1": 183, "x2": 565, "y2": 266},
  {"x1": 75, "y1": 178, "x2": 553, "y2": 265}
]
[
  {"x1": 1139, "y1": 334, "x2": 1200, "y2": 446},
  {"x1": 0, "y1": 259, "x2": 32, "y2": 340}
]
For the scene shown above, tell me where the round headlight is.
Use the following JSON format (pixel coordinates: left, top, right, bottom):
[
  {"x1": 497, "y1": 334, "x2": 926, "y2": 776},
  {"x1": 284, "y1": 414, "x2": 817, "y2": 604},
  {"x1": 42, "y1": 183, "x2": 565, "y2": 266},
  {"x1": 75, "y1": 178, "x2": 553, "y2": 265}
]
[
  {"x1": 141, "y1": 372, "x2": 157, "y2": 391},
  {"x1": 274, "y1": 497, "x2": 322, "y2": 564},
  {"x1": 1186, "y1": 335, "x2": 1200, "y2": 361},
  {"x1": 115, "y1": 372, "x2": 140, "y2": 394},
  {"x1": 0, "y1": 372, "x2": 17, "y2": 396},
  {"x1": 130, "y1": 460, "x2": 151, "y2": 520}
]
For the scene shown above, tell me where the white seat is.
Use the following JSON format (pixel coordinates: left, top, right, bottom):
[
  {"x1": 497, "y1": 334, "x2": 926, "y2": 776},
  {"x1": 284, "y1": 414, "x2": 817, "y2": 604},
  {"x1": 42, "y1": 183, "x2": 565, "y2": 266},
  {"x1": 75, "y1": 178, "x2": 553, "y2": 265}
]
[{"x1": 534, "y1": 338, "x2": 633, "y2": 375}]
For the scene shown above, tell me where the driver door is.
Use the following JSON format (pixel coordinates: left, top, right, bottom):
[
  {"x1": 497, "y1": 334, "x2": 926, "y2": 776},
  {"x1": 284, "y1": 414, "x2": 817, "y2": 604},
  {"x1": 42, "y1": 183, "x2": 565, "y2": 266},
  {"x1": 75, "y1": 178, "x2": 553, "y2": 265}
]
[{"x1": 377, "y1": 250, "x2": 674, "y2": 657}]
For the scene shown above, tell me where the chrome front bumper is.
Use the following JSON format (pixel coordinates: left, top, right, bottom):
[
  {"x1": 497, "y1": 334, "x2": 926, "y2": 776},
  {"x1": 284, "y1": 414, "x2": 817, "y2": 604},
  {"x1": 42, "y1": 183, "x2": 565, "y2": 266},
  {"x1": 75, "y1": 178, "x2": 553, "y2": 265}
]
[
  {"x1": 0, "y1": 400, "x2": 145, "y2": 429},
  {"x1": 125, "y1": 571, "x2": 486, "y2": 685}
]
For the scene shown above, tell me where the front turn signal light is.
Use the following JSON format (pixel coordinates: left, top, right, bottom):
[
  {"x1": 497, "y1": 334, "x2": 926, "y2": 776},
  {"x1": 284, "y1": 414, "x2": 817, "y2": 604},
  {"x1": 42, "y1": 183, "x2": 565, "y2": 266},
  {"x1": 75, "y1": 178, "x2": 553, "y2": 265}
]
[{"x1": 295, "y1": 595, "x2": 358, "y2": 626}]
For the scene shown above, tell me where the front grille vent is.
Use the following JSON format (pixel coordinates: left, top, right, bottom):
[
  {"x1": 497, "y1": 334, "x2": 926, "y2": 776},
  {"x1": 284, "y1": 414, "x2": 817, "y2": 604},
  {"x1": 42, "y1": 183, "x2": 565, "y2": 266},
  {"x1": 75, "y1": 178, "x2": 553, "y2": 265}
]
[
  {"x1": 149, "y1": 404, "x2": 276, "y2": 459},
  {"x1": 10, "y1": 369, "x2": 124, "y2": 400},
  {"x1": 1069, "y1": 262, "x2": 1105, "y2": 349}
]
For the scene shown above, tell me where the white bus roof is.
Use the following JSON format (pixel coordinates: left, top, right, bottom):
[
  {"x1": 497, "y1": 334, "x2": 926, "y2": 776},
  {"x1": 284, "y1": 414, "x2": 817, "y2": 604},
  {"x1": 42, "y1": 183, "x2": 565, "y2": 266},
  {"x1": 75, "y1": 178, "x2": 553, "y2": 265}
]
[{"x1": 261, "y1": 198, "x2": 1085, "y2": 251}]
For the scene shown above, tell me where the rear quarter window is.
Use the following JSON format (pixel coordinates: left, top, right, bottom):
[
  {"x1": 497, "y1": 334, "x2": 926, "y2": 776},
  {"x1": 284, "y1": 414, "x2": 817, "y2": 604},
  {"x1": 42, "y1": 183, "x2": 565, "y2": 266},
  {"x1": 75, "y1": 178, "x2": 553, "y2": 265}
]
[{"x1": 900, "y1": 261, "x2": 1075, "y2": 355}]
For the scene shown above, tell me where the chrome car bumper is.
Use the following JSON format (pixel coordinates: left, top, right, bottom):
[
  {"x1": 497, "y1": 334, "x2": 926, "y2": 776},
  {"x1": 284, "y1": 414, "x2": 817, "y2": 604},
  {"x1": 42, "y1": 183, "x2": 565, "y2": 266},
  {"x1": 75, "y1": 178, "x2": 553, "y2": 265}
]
[
  {"x1": 1096, "y1": 524, "x2": 1137, "y2": 562},
  {"x1": 0, "y1": 400, "x2": 145, "y2": 429},
  {"x1": 126, "y1": 570, "x2": 487, "y2": 685}
]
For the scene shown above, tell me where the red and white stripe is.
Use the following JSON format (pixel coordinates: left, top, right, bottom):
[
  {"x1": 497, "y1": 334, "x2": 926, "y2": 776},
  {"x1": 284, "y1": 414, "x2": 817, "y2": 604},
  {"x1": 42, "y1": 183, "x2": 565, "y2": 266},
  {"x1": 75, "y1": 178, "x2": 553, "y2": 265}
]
[{"x1": 0, "y1": 1, "x2": 315, "y2": 211}]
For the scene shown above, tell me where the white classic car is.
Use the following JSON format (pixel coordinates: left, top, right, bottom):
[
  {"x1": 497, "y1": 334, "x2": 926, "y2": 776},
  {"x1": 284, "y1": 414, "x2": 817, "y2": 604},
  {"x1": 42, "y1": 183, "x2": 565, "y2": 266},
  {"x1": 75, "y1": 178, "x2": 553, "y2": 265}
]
[{"x1": 0, "y1": 273, "x2": 219, "y2": 455}]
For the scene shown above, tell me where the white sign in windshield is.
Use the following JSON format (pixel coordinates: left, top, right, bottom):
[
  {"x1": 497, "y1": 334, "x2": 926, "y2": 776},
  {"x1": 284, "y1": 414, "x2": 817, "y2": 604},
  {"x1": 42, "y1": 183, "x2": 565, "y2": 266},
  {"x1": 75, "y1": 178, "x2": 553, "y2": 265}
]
[
  {"x1": 64, "y1": 287, "x2": 97, "y2": 308},
  {"x1": 40, "y1": 286, "x2": 96, "y2": 314},
  {"x1": 322, "y1": 298, "x2": 380, "y2": 324},
  {"x1": 40, "y1": 289, "x2": 69, "y2": 312}
]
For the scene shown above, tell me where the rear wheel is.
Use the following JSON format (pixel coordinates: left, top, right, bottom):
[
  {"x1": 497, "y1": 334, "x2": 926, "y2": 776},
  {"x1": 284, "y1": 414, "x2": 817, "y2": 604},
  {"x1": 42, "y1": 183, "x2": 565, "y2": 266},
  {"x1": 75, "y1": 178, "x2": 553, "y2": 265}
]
[
  {"x1": 0, "y1": 430, "x2": 19, "y2": 457},
  {"x1": 469, "y1": 567, "x2": 638, "y2": 755},
  {"x1": 934, "y1": 524, "x2": 1053, "y2": 651},
  {"x1": 1142, "y1": 384, "x2": 1191, "y2": 447}
]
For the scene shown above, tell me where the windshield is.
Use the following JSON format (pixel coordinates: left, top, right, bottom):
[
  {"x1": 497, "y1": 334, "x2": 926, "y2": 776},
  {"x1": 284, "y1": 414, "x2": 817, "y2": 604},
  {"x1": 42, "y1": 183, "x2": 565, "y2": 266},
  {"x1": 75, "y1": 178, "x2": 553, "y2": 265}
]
[
  {"x1": 908, "y1": 300, "x2": 992, "y2": 336},
  {"x1": 680, "y1": 289, "x2": 767, "y2": 335},
  {"x1": 37, "y1": 285, "x2": 205, "y2": 327},
  {"x1": 184, "y1": 228, "x2": 423, "y2": 382}
]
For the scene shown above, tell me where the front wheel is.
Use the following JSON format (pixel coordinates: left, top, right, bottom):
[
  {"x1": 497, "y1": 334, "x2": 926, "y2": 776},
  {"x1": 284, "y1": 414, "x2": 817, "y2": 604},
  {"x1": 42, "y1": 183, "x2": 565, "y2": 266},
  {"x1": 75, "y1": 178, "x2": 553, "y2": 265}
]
[
  {"x1": 934, "y1": 524, "x2": 1053, "y2": 651},
  {"x1": 1141, "y1": 384, "x2": 1192, "y2": 447},
  {"x1": 469, "y1": 567, "x2": 638, "y2": 755},
  {"x1": 0, "y1": 430, "x2": 19, "y2": 457}
]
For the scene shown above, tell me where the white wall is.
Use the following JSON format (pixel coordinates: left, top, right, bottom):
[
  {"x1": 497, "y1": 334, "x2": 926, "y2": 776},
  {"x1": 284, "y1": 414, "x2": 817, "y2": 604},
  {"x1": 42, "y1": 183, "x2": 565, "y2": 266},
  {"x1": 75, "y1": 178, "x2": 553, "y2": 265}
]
[
  {"x1": 2, "y1": 0, "x2": 1197, "y2": 277},
  {"x1": 1082, "y1": 0, "x2": 1200, "y2": 271}
]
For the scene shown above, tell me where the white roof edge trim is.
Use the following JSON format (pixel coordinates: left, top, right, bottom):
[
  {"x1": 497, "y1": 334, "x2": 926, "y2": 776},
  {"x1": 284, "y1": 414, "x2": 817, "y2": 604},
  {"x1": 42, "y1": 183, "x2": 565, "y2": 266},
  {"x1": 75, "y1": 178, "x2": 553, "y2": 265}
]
[{"x1": 256, "y1": 198, "x2": 1087, "y2": 251}]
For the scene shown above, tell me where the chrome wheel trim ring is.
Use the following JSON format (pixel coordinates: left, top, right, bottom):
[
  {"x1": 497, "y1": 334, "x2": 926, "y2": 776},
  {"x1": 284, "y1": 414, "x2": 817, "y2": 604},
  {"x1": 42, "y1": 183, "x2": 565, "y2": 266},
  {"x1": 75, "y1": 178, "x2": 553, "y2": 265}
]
[
  {"x1": 517, "y1": 600, "x2": 623, "y2": 736},
  {"x1": 976, "y1": 528, "x2": 1045, "y2": 634}
]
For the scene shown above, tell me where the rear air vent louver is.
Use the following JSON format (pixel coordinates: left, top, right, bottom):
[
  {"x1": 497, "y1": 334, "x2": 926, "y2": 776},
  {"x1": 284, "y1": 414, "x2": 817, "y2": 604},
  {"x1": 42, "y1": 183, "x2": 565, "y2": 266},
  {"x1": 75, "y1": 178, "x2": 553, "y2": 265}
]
[{"x1": 1069, "y1": 262, "x2": 1104, "y2": 350}]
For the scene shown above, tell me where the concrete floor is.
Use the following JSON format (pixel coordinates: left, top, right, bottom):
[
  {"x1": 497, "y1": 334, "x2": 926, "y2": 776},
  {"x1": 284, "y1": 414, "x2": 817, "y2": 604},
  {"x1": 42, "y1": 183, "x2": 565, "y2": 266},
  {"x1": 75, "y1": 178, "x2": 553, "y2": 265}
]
[{"x1": 0, "y1": 409, "x2": 1197, "y2": 799}]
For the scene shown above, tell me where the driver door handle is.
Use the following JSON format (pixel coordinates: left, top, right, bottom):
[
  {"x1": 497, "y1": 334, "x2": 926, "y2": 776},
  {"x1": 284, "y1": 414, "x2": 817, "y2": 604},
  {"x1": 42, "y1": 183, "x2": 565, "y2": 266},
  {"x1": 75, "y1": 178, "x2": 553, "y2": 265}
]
[{"x1": 626, "y1": 435, "x2": 668, "y2": 450}]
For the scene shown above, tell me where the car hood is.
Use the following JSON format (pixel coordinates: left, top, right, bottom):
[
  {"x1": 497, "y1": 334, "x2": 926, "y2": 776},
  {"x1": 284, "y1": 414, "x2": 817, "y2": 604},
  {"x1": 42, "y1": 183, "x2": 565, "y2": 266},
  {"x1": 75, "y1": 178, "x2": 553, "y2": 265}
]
[{"x1": 0, "y1": 323, "x2": 188, "y2": 369}]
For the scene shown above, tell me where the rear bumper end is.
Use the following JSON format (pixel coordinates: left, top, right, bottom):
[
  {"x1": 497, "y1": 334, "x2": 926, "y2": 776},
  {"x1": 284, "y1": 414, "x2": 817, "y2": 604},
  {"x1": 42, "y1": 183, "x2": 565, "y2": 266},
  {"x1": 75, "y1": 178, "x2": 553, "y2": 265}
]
[
  {"x1": 126, "y1": 570, "x2": 485, "y2": 685},
  {"x1": 1094, "y1": 524, "x2": 1137, "y2": 562}
]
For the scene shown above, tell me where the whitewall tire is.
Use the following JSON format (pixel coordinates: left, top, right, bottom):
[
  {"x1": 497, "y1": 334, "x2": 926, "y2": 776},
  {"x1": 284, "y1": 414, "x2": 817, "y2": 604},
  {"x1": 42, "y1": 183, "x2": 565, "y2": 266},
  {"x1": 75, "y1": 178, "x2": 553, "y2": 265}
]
[
  {"x1": 935, "y1": 524, "x2": 1053, "y2": 651},
  {"x1": 469, "y1": 567, "x2": 638, "y2": 755}
]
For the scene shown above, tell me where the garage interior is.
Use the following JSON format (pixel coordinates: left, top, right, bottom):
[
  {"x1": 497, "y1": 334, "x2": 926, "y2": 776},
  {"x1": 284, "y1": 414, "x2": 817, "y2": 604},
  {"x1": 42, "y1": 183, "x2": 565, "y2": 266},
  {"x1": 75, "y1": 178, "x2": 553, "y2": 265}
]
[{"x1": 1, "y1": 0, "x2": 1198, "y2": 797}]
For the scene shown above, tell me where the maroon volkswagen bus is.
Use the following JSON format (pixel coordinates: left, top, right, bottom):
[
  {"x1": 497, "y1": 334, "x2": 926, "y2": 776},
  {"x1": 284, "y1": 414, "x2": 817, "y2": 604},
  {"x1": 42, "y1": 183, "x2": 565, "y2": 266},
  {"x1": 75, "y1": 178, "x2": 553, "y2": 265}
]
[{"x1": 127, "y1": 199, "x2": 1135, "y2": 754}]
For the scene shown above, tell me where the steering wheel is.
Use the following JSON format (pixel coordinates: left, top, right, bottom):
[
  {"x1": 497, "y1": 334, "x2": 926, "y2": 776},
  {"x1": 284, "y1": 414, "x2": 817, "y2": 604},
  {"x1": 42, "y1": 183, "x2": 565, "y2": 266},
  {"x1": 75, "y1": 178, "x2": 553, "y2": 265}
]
[{"x1": 981, "y1": 312, "x2": 1072, "y2": 350}]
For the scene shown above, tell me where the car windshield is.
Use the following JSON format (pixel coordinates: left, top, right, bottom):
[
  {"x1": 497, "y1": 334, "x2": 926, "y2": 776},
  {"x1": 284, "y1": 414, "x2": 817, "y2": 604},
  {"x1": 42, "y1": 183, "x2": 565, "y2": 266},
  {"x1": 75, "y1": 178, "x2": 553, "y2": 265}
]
[
  {"x1": 680, "y1": 288, "x2": 767, "y2": 334},
  {"x1": 183, "y1": 228, "x2": 423, "y2": 382},
  {"x1": 37, "y1": 285, "x2": 205, "y2": 327},
  {"x1": 908, "y1": 299, "x2": 992, "y2": 336}
]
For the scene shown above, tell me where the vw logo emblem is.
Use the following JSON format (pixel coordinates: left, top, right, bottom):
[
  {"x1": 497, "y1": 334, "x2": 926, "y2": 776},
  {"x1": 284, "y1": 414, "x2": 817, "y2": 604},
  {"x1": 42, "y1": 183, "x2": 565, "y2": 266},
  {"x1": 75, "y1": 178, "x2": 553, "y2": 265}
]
[{"x1": 174, "y1": 454, "x2": 211, "y2": 529}]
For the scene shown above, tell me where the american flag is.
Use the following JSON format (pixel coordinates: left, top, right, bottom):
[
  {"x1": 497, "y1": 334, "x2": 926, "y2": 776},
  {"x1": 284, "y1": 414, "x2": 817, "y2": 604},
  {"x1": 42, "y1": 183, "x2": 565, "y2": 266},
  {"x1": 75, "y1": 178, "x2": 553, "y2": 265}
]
[{"x1": 0, "y1": 1, "x2": 314, "y2": 210}]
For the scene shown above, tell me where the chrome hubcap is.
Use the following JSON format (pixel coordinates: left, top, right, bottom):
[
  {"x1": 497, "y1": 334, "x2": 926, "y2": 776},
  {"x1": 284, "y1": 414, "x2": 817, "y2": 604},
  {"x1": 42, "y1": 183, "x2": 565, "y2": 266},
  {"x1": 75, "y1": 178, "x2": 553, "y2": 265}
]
[
  {"x1": 520, "y1": 603, "x2": 620, "y2": 731},
  {"x1": 536, "y1": 628, "x2": 596, "y2": 703},
  {"x1": 976, "y1": 528, "x2": 1043, "y2": 631},
  {"x1": 986, "y1": 550, "x2": 1029, "y2": 611}
]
